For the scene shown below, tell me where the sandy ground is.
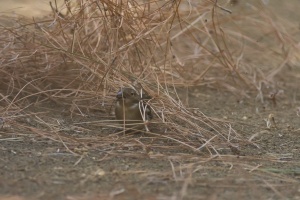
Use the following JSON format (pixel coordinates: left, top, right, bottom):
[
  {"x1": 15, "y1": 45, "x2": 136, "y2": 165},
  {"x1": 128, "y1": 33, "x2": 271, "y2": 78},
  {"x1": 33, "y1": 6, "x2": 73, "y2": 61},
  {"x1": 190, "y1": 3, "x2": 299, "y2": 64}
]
[{"x1": 0, "y1": 0, "x2": 65, "y2": 17}]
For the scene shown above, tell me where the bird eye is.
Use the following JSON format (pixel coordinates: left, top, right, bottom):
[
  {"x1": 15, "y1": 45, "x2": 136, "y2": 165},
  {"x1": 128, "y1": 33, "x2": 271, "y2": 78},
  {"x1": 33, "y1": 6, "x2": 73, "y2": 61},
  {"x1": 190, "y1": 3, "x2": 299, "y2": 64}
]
[{"x1": 131, "y1": 92, "x2": 135, "y2": 96}]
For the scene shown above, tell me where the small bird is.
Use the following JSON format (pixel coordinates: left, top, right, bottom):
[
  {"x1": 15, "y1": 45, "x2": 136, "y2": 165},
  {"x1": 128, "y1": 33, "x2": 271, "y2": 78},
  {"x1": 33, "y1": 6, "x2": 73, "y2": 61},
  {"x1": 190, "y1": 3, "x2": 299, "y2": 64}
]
[{"x1": 115, "y1": 87, "x2": 152, "y2": 132}]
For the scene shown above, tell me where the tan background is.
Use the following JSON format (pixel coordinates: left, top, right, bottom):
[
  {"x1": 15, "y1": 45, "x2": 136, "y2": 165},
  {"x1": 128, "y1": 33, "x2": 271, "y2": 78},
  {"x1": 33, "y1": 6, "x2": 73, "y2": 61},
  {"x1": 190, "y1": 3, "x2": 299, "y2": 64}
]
[{"x1": 0, "y1": 0, "x2": 65, "y2": 17}]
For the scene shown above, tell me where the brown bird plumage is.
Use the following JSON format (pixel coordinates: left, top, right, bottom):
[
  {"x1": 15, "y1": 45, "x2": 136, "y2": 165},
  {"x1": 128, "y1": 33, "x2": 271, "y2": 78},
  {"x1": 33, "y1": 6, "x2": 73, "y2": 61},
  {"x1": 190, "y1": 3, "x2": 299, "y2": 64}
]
[{"x1": 115, "y1": 87, "x2": 152, "y2": 131}]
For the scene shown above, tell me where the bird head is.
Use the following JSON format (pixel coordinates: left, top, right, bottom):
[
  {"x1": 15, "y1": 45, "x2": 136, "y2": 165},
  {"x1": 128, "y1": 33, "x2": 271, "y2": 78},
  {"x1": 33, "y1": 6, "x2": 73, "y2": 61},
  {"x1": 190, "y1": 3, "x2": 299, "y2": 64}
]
[{"x1": 116, "y1": 87, "x2": 140, "y2": 105}]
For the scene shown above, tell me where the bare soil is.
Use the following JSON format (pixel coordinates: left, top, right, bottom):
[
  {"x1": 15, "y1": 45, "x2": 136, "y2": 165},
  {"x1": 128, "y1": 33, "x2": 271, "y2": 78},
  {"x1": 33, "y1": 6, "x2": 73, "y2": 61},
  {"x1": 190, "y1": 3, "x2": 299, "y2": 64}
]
[{"x1": 1, "y1": 67, "x2": 300, "y2": 200}]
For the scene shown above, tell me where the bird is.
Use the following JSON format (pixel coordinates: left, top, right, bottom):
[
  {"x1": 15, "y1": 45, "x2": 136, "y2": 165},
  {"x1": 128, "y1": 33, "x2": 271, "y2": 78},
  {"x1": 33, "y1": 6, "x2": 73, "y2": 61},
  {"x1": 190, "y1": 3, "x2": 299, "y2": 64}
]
[{"x1": 115, "y1": 87, "x2": 152, "y2": 132}]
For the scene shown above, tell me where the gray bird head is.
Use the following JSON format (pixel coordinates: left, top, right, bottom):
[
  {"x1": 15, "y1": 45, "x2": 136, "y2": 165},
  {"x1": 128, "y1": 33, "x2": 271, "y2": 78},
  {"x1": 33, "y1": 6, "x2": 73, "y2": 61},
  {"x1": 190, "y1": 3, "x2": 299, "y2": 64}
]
[{"x1": 116, "y1": 87, "x2": 138, "y2": 99}]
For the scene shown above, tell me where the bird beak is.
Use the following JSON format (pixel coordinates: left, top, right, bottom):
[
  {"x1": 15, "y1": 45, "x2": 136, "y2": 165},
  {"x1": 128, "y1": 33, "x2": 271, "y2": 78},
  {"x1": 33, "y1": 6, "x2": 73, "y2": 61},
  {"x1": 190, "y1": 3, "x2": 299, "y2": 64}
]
[{"x1": 116, "y1": 90, "x2": 123, "y2": 99}]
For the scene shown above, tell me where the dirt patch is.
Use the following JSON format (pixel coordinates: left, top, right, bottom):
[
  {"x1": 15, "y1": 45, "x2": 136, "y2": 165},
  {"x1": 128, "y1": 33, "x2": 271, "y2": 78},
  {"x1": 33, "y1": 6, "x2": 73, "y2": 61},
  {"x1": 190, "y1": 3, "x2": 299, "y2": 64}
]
[
  {"x1": 1, "y1": 69, "x2": 300, "y2": 199},
  {"x1": 0, "y1": 0, "x2": 65, "y2": 17}
]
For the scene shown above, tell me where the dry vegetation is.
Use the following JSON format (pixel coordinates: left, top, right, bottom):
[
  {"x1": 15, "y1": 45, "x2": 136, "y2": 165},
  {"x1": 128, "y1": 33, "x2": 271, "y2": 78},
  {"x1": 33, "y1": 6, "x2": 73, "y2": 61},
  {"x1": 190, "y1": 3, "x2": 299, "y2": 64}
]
[
  {"x1": 0, "y1": 0, "x2": 243, "y2": 152},
  {"x1": 0, "y1": 0, "x2": 299, "y2": 199}
]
